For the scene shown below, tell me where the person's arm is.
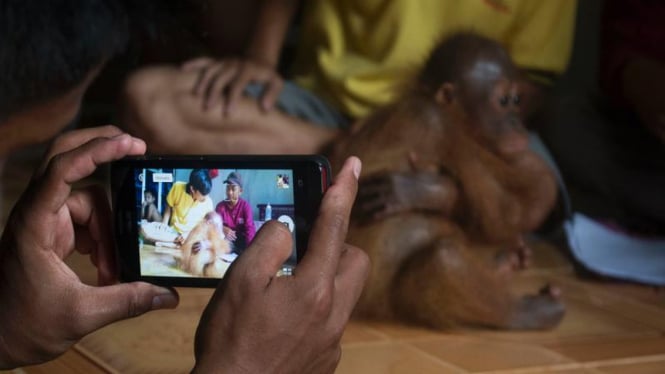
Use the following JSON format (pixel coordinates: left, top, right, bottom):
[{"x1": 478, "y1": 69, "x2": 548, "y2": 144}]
[
  {"x1": 148, "y1": 204, "x2": 162, "y2": 223},
  {"x1": 510, "y1": 1, "x2": 576, "y2": 122},
  {"x1": 192, "y1": 157, "x2": 369, "y2": 373},
  {"x1": 242, "y1": 200, "x2": 257, "y2": 244},
  {"x1": 162, "y1": 205, "x2": 171, "y2": 225},
  {"x1": 223, "y1": 225, "x2": 237, "y2": 242},
  {"x1": 244, "y1": 0, "x2": 300, "y2": 70},
  {"x1": 0, "y1": 127, "x2": 179, "y2": 369},
  {"x1": 355, "y1": 169, "x2": 459, "y2": 223},
  {"x1": 180, "y1": 0, "x2": 300, "y2": 115},
  {"x1": 216, "y1": 204, "x2": 237, "y2": 241}
]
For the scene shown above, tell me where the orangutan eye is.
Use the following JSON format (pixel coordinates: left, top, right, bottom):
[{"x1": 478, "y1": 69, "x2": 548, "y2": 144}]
[
  {"x1": 513, "y1": 95, "x2": 521, "y2": 105},
  {"x1": 499, "y1": 95, "x2": 509, "y2": 107}
]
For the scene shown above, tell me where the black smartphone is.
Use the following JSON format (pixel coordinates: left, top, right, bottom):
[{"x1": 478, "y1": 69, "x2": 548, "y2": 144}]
[{"x1": 111, "y1": 155, "x2": 331, "y2": 287}]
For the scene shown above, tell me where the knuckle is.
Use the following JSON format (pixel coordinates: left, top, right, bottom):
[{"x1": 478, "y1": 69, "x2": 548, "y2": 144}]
[
  {"x1": 98, "y1": 124, "x2": 121, "y2": 134},
  {"x1": 305, "y1": 284, "x2": 334, "y2": 319},
  {"x1": 328, "y1": 210, "x2": 348, "y2": 232},
  {"x1": 262, "y1": 220, "x2": 291, "y2": 238},
  {"x1": 47, "y1": 153, "x2": 69, "y2": 179},
  {"x1": 125, "y1": 283, "x2": 146, "y2": 318},
  {"x1": 326, "y1": 319, "x2": 347, "y2": 345},
  {"x1": 236, "y1": 266, "x2": 260, "y2": 287},
  {"x1": 332, "y1": 345, "x2": 343, "y2": 366},
  {"x1": 226, "y1": 270, "x2": 254, "y2": 300},
  {"x1": 348, "y1": 246, "x2": 371, "y2": 273},
  {"x1": 64, "y1": 292, "x2": 89, "y2": 338},
  {"x1": 49, "y1": 135, "x2": 70, "y2": 154},
  {"x1": 315, "y1": 345, "x2": 343, "y2": 374}
]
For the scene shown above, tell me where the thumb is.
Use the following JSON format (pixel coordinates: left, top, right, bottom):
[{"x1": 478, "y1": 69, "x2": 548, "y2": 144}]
[
  {"x1": 230, "y1": 220, "x2": 293, "y2": 284},
  {"x1": 74, "y1": 283, "x2": 179, "y2": 335}
]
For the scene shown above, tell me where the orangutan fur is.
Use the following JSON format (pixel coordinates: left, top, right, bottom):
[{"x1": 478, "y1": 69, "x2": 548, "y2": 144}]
[
  {"x1": 179, "y1": 211, "x2": 231, "y2": 277},
  {"x1": 330, "y1": 33, "x2": 564, "y2": 330}
]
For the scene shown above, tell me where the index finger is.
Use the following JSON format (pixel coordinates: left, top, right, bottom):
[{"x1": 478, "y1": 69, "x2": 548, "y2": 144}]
[
  {"x1": 260, "y1": 76, "x2": 284, "y2": 112},
  {"x1": 226, "y1": 70, "x2": 252, "y2": 113},
  {"x1": 35, "y1": 134, "x2": 146, "y2": 214},
  {"x1": 296, "y1": 156, "x2": 361, "y2": 281},
  {"x1": 181, "y1": 56, "x2": 215, "y2": 71},
  {"x1": 36, "y1": 125, "x2": 126, "y2": 177}
]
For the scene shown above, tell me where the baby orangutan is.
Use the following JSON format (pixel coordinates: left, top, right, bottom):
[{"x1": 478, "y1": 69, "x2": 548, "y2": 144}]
[
  {"x1": 331, "y1": 32, "x2": 564, "y2": 330},
  {"x1": 179, "y1": 211, "x2": 231, "y2": 277}
]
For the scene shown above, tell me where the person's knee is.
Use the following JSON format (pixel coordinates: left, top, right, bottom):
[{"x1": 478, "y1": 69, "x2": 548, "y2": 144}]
[
  {"x1": 122, "y1": 66, "x2": 178, "y2": 131},
  {"x1": 123, "y1": 66, "x2": 175, "y2": 114}
]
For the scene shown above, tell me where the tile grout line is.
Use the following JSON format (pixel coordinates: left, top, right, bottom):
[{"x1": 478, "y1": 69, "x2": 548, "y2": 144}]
[
  {"x1": 73, "y1": 344, "x2": 120, "y2": 374},
  {"x1": 577, "y1": 353, "x2": 665, "y2": 369},
  {"x1": 552, "y1": 274, "x2": 665, "y2": 313},
  {"x1": 343, "y1": 331, "x2": 480, "y2": 348},
  {"x1": 475, "y1": 353, "x2": 665, "y2": 373},
  {"x1": 398, "y1": 341, "x2": 469, "y2": 373},
  {"x1": 342, "y1": 338, "x2": 470, "y2": 372}
]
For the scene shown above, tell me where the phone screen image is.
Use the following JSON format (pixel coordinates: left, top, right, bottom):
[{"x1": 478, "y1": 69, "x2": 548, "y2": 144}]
[
  {"x1": 112, "y1": 156, "x2": 329, "y2": 287},
  {"x1": 136, "y1": 168, "x2": 296, "y2": 279}
]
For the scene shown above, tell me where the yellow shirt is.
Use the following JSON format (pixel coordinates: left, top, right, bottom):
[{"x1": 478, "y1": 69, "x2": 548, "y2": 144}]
[
  {"x1": 293, "y1": 0, "x2": 577, "y2": 118},
  {"x1": 166, "y1": 182, "x2": 213, "y2": 235}
]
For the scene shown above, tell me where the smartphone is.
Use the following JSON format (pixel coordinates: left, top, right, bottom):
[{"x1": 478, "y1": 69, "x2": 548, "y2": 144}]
[{"x1": 111, "y1": 155, "x2": 331, "y2": 287}]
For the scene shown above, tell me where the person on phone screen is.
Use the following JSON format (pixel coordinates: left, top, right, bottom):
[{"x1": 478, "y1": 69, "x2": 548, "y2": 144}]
[
  {"x1": 141, "y1": 188, "x2": 163, "y2": 223},
  {"x1": 162, "y1": 169, "x2": 214, "y2": 244},
  {"x1": 215, "y1": 171, "x2": 256, "y2": 254}
]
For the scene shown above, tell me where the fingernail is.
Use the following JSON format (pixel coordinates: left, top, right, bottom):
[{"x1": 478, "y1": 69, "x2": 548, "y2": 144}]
[
  {"x1": 152, "y1": 288, "x2": 178, "y2": 309},
  {"x1": 351, "y1": 157, "x2": 362, "y2": 180},
  {"x1": 131, "y1": 138, "x2": 146, "y2": 147}
]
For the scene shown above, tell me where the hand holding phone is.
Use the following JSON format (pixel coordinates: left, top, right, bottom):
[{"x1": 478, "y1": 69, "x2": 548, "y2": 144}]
[
  {"x1": 193, "y1": 156, "x2": 370, "y2": 373},
  {"x1": 0, "y1": 125, "x2": 369, "y2": 374},
  {"x1": 0, "y1": 127, "x2": 179, "y2": 369},
  {"x1": 112, "y1": 155, "x2": 332, "y2": 287}
]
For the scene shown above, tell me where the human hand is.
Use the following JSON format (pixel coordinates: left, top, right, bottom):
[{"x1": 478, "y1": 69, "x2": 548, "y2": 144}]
[
  {"x1": 0, "y1": 126, "x2": 179, "y2": 369},
  {"x1": 355, "y1": 169, "x2": 459, "y2": 223},
  {"x1": 222, "y1": 226, "x2": 237, "y2": 241},
  {"x1": 192, "y1": 240, "x2": 211, "y2": 253},
  {"x1": 193, "y1": 156, "x2": 369, "y2": 374},
  {"x1": 182, "y1": 56, "x2": 284, "y2": 115}
]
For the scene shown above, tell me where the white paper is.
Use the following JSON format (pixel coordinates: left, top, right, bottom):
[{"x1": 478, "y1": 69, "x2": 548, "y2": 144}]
[{"x1": 565, "y1": 213, "x2": 665, "y2": 285}]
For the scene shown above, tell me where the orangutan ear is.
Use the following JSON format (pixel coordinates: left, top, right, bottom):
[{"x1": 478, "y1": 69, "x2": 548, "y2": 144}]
[{"x1": 435, "y1": 83, "x2": 456, "y2": 106}]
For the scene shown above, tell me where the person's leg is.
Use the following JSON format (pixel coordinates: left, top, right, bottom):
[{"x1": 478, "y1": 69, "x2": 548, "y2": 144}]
[
  {"x1": 605, "y1": 106, "x2": 665, "y2": 234},
  {"x1": 541, "y1": 93, "x2": 665, "y2": 234},
  {"x1": 540, "y1": 94, "x2": 622, "y2": 218},
  {"x1": 122, "y1": 66, "x2": 343, "y2": 154}
]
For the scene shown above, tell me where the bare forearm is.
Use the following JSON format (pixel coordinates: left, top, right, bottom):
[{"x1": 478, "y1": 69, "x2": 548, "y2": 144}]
[
  {"x1": 245, "y1": 0, "x2": 300, "y2": 68},
  {"x1": 162, "y1": 206, "x2": 171, "y2": 225}
]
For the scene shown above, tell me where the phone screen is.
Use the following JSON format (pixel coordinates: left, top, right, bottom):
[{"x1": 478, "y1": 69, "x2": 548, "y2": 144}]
[
  {"x1": 112, "y1": 156, "x2": 330, "y2": 287},
  {"x1": 136, "y1": 167, "x2": 296, "y2": 279}
]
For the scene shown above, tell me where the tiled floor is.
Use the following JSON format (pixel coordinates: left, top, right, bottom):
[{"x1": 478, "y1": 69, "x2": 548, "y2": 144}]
[{"x1": 2, "y1": 148, "x2": 664, "y2": 374}]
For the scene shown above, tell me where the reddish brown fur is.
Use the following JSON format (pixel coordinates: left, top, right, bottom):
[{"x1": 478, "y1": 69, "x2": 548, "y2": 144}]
[
  {"x1": 179, "y1": 212, "x2": 231, "y2": 277},
  {"x1": 330, "y1": 33, "x2": 563, "y2": 330}
]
